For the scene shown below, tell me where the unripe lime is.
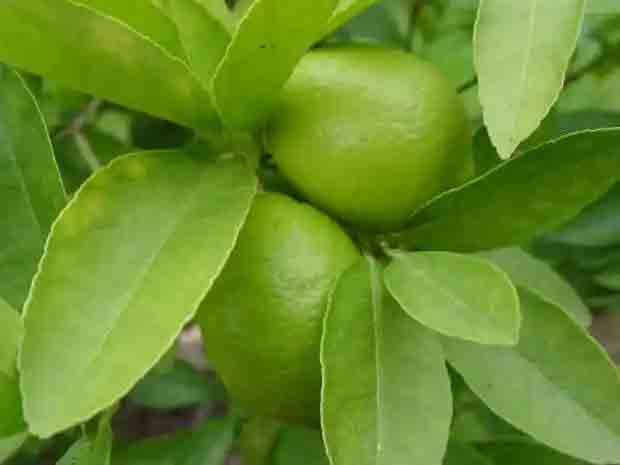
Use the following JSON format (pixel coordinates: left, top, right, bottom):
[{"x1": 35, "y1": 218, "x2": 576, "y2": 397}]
[
  {"x1": 266, "y1": 45, "x2": 474, "y2": 232},
  {"x1": 198, "y1": 193, "x2": 360, "y2": 425}
]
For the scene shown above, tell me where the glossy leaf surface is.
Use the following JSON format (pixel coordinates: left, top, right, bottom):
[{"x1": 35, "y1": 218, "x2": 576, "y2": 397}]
[
  {"x1": 445, "y1": 288, "x2": 620, "y2": 463},
  {"x1": 0, "y1": 68, "x2": 66, "y2": 310},
  {"x1": 475, "y1": 0, "x2": 585, "y2": 157},
  {"x1": 402, "y1": 130, "x2": 620, "y2": 252},
  {"x1": 213, "y1": 0, "x2": 337, "y2": 128},
  {"x1": 20, "y1": 151, "x2": 257, "y2": 437},
  {"x1": 384, "y1": 252, "x2": 520, "y2": 345},
  {"x1": 0, "y1": 0, "x2": 219, "y2": 133},
  {"x1": 322, "y1": 257, "x2": 452, "y2": 465},
  {"x1": 477, "y1": 247, "x2": 591, "y2": 327}
]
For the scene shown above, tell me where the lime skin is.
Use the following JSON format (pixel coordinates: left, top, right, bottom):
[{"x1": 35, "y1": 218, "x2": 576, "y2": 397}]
[
  {"x1": 198, "y1": 192, "x2": 360, "y2": 425},
  {"x1": 266, "y1": 45, "x2": 474, "y2": 232}
]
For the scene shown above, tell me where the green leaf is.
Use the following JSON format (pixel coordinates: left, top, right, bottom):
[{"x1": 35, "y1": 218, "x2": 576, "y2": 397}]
[
  {"x1": 443, "y1": 442, "x2": 495, "y2": 465},
  {"x1": 0, "y1": 432, "x2": 27, "y2": 463},
  {"x1": 57, "y1": 410, "x2": 114, "y2": 465},
  {"x1": 113, "y1": 417, "x2": 236, "y2": 465},
  {"x1": 0, "y1": 0, "x2": 219, "y2": 134},
  {"x1": 272, "y1": 425, "x2": 329, "y2": 465},
  {"x1": 57, "y1": 438, "x2": 91, "y2": 465},
  {"x1": 0, "y1": 298, "x2": 24, "y2": 438},
  {"x1": 477, "y1": 247, "x2": 591, "y2": 327},
  {"x1": 586, "y1": 0, "x2": 620, "y2": 15},
  {"x1": 156, "y1": 0, "x2": 231, "y2": 85},
  {"x1": 20, "y1": 151, "x2": 257, "y2": 438},
  {"x1": 595, "y1": 267, "x2": 620, "y2": 291},
  {"x1": 384, "y1": 252, "x2": 520, "y2": 346},
  {"x1": 71, "y1": 0, "x2": 186, "y2": 58},
  {"x1": 0, "y1": 298, "x2": 21, "y2": 378},
  {"x1": 0, "y1": 67, "x2": 66, "y2": 310},
  {"x1": 444, "y1": 288, "x2": 620, "y2": 464},
  {"x1": 400, "y1": 129, "x2": 620, "y2": 252},
  {"x1": 129, "y1": 360, "x2": 218, "y2": 409},
  {"x1": 212, "y1": 0, "x2": 337, "y2": 129},
  {"x1": 475, "y1": 0, "x2": 586, "y2": 158},
  {"x1": 324, "y1": 0, "x2": 381, "y2": 36},
  {"x1": 451, "y1": 376, "x2": 525, "y2": 444},
  {"x1": 322, "y1": 257, "x2": 452, "y2": 465},
  {"x1": 479, "y1": 442, "x2": 589, "y2": 465},
  {"x1": 240, "y1": 417, "x2": 283, "y2": 465},
  {"x1": 547, "y1": 183, "x2": 620, "y2": 247}
]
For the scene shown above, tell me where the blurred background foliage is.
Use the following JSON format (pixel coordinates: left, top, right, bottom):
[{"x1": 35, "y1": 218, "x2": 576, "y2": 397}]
[{"x1": 6, "y1": 1, "x2": 620, "y2": 463}]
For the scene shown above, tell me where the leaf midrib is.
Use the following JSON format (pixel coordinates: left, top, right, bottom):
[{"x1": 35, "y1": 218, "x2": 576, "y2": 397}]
[
  {"x1": 368, "y1": 256, "x2": 385, "y2": 464},
  {"x1": 80, "y1": 162, "x2": 212, "y2": 377}
]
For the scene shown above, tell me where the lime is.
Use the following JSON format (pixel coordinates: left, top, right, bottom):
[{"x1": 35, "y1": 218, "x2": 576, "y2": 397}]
[
  {"x1": 198, "y1": 192, "x2": 360, "y2": 425},
  {"x1": 266, "y1": 45, "x2": 474, "y2": 232}
]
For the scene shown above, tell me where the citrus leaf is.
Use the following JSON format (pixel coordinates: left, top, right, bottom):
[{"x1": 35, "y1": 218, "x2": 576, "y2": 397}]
[
  {"x1": 477, "y1": 247, "x2": 591, "y2": 327},
  {"x1": 20, "y1": 150, "x2": 257, "y2": 438},
  {"x1": 475, "y1": 0, "x2": 585, "y2": 158},
  {"x1": 444, "y1": 442, "x2": 495, "y2": 465},
  {"x1": 0, "y1": 298, "x2": 24, "y2": 438},
  {"x1": 240, "y1": 417, "x2": 283, "y2": 465},
  {"x1": 71, "y1": 0, "x2": 186, "y2": 58},
  {"x1": 0, "y1": 0, "x2": 219, "y2": 134},
  {"x1": 129, "y1": 360, "x2": 217, "y2": 409},
  {"x1": 272, "y1": 425, "x2": 329, "y2": 465},
  {"x1": 0, "y1": 68, "x2": 66, "y2": 311},
  {"x1": 212, "y1": 0, "x2": 337, "y2": 129},
  {"x1": 444, "y1": 288, "x2": 620, "y2": 464},
  {"x1": 478, "y1": 442, "x2": 589, "y2": 465},
  {"x1": 0, "y1": 432, "x2": 27, "y2": 463},
  {"x1": 324, "y1": 0, "x2": 381, "y2": 36},
  {"x1": 156, "y1": 0, "x2": 231, "y2": 86},
  {"x1": 113, "y1": 417, "x2": 236, "y2": 465},
  {"x1": 57, "y1": 411, "x2": 113, "y2": 465},
  {"x1": 400, "y1": 129, "x2": 620, "y2": 252},
  {"x1": 384, "y1": 252, "x2": 520, "y2": 346},
  {"x1": 322, "y1": 257, "x2": 452, "y2": 465},
  {"x1": 586, "y1": 0, "x2": 620, "y2": 14},
  {"x1": 595, "y1": 268, "x2": 620, "y2": 291},
  {"x1": 546, "y1": 183, "x2": 620, "y2": 247}
]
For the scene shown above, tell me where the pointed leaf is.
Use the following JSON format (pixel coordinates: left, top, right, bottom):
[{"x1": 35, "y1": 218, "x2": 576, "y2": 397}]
[
  {"x1": 444, "y1": 288, "x2": 620, "y2": 464},
  {"x1": 0, "y1": 298, "x2": 24, "y2": 438},
  {"x1": 324, "y1": 0, "x2": 381, "y2": 36},
  {"x1": 322, "y1": 257, "x2": 452, "y2": 465},
  {"x1": 157, "y1": 0, "x2": 231, "y2": 86},
  {"x1": 113, "y1": 417, "x2": 236, "y2": 465},
  {"x1": 20, "y1": 150, "x2": 257, "y2": 437},
  {"x1": 0, "y1": 68, "x2": 66, "y2": 310},
  {"x1": 71, "y1": 0, "x2": 186, "y2": 58},
  {"x1": 213, "y1": 0, "x2": 337, "y2": 129},
  {"x1": 384, "y1": 252, "x2": 520, "y2": 346},
  {"x1": 0, "y1": 0, "x2": 219, "y2": 134},
  {"x1": 399, "y1": 129, "x2": 620, "y2": 252},
  {"x1": 475, "y1": 0, "x2": 585, "y2": 157},
  {"x1": 477, "y1": 247, "x2": 591, "y2": 327}
]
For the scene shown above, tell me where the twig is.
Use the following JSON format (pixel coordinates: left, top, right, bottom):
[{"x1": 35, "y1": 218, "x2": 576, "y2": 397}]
[{"x1": 457, "y1": 76, "x2": 478, "y2": 94}]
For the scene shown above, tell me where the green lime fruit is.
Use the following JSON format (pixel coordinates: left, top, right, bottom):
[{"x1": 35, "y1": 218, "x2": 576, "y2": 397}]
[
  {"x1": 266, "y1": 45, "x2": 474, "y2": 232},
  {"x1": 198, "y1": 192, "x2": 360, "y2": 425}
]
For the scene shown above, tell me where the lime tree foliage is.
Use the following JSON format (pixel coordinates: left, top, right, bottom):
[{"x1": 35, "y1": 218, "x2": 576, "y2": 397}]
[{"x1": 2, "y1": 0, "x2": 620, "y2": 464}]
